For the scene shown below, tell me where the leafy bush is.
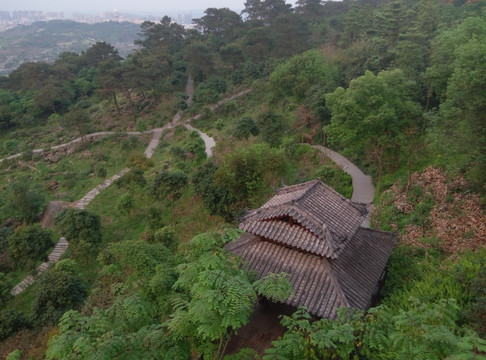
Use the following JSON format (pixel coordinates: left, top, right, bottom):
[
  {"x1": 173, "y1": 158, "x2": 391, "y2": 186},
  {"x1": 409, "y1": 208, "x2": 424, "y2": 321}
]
[
  {"x1": 7, "y1": 224, "x2": 53, "y2": 270},
  {"x1": 233, "y1": 116, "x2": 259, "y2": 140},
  {"x1": 102, "y1": 240, "x2": 172, "y2": 284},
  {"x1": 256, "y1": 110, "x2": 287, "y2": 147},
  {"x1": 0, "y1": 309, "x2": 29, "y2": 341},
  {"x1": 127, "y1": 153, "x2": 154, "y2": 171},
  {"x1": 215, "y1": 143, "x2": 288, "y2": 208},
  {"x1": 265, "y1": 301, "x2": 486, "y2": 360},
  {"x1": 2, "y1": 178, "x2": 45, "y2": 224},
  {"x1": 314, "y1": 165, "x2": 353, "y2": 198},
  {"x1": 115, "y1": 168, "x2": 146, "y2": 192},
  {"x1": 148, "y1": 170, "x2": 188, "y2": 203},
  {"x1": 46, "y1": 298, "x2": 190, "y2": 360},
  {"x1": 153, "y1": 226, "x2": 179, "y2": 252},
  {"x1": 184, "y1": 130, "x2": 206, "y2": 160},
  {"x1": 192, "y1": 161, "x2": 238, "y2": 222},
  {"x1": 115, "y1": 193, "x2": 134, "y2": 216},
  {"x1": 3, "y1": 139, "x2": 18, "y2": 154},
  {"x1": 54, "y1": 208, "x2": 102, "y2": 256},
  {"x1": 31, "y1": 266, "x2": 88, "y2": 326},
  {"x1": 95, "y1": 164, "x2": 107, "y2": 178}
]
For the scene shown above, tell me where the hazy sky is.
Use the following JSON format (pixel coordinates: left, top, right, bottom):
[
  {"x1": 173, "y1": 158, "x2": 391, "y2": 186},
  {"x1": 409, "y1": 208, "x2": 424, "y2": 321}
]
[{"x1": 2, "y1": 0, "x2": 253, "y2": 14}]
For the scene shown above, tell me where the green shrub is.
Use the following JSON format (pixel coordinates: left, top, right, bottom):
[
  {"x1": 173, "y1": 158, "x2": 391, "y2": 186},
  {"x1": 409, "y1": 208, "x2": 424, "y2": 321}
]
[
  {"x1": 7, "y1": 224, "x2": 53, "y2": 271},
  {"x1": 95, "y1": 164, "x2": 107, "y2": 178},
  {"x1": 233, "y1": 116, "x2": 259, "y2": 140},
  {"x1": 136, "y1": 119, "x2": 147, "y2": 132},
  {"x1": 3, "y1": 139, "x2": 18, "y2": 154},
  {"x1": 0, "y1": 309, "x2": 29, "y2": 341},
  {"x1": 153, "y1": 226, "x2": 179, "y2": 252},
  {"x1": 31, "y1": 266, "x2": 87, "y2": 326},
  {"x1": 54, "y1": 208, "x2": 102, "y2": 252},
  {"x1": 314, "y1": 165, "x2": 353, "y2": 198}
]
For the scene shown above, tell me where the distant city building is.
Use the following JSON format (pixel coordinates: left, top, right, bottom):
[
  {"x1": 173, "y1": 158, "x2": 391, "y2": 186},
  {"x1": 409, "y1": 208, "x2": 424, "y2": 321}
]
[
  {"x1": 0, "y1": 9, "x2": 192, "y2": 31},
  {"x1": 0, "y1": 11, "x2": 11, "y2": 21},
  {"x1": 175, "y1": 12, "x2": 192, "y2": 25}
]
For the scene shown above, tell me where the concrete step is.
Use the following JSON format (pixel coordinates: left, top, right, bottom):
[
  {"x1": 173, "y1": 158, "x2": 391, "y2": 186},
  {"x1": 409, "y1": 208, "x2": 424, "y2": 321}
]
[
  {"x1": 37, "y1": 262, "x2": 50, "y2": 273},
  {"x1": 10, "y1": 276, "x2": 35, "y2": 295}
]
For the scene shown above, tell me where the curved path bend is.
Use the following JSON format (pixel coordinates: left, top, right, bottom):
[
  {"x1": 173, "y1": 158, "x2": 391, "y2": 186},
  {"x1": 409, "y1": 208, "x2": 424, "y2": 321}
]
[
  {"x1": 10, "y1": 80, "x2": 251, "y2": 296},
  {"x1": 312, "y1": 145, "x2": 374, "y2": 204},
  {"x1": 312, "y1": 145, "x2": 374, "y2": 228}
]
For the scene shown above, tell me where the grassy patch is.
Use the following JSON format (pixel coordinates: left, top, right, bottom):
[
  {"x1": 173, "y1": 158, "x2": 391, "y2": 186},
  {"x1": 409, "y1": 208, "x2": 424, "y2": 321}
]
[{"x1": 0, "y1": 133, "x2": 150, "y2": 209}]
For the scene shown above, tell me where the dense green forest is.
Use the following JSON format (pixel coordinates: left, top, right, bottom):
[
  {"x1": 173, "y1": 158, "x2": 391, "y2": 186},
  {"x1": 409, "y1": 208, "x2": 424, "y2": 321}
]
[{"x1": 0, "y1": 0, "x2": 485, "y2": 358}]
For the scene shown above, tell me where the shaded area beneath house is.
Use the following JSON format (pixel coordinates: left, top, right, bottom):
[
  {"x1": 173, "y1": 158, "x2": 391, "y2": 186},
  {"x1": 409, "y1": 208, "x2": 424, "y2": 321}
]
[{"x1": 224, "y1": 301, "x2": 296, "y2": 357}]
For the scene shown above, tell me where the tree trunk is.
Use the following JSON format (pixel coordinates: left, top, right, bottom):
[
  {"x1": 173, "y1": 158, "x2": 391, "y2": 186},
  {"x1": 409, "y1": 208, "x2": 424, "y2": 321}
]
[
  {"x1": 124, "y1": 89, "x2": 137, "y2": 123},
  {"x1": 112, "y1": 89, "x2": 121, "y2": 116}
]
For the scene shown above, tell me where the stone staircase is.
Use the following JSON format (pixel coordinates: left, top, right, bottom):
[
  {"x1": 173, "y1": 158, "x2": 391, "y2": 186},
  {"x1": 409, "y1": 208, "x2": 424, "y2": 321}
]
[
  {"x1": 10, "y1": 237, "x2": 69, "y2": 296},
  {"x1": 74, "y1": 168, "x2": 130, "y2": 210}
]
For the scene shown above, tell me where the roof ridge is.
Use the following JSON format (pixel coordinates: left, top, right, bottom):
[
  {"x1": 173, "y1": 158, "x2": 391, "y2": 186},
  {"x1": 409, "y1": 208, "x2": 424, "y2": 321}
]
[
  {"x1": 287, "y1": 204, "x2": 339, "y2": 256},
  {"x1": 292, "y1": 179, "x2": 320, "y2": 204},
  {"x1": 357, "y1": 226, "x2": 397, "y2": 237},
  {"x1": 276, "y1": 179, "x2": 318, "y2": 195}
]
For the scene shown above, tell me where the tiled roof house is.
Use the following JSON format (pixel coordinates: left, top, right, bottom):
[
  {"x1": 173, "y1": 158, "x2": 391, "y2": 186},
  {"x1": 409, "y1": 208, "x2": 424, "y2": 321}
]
[{"x1": 225, "y1": 179, "x2": 395, "y2": 319}]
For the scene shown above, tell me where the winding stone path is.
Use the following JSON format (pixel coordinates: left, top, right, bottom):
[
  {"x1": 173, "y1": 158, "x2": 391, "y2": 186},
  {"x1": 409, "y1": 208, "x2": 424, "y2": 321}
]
[
  {"x1": 312, "y1": 145, "x2": 374, "y2": 204},
  {"x1": 312, "y1": 145, "x2": 374, "y2": 228},
  {"x1": 0, "y1": 131, "x2": 151, "y2": 164},
  {"x1": 10, "y1": 79, "x2": 251, "y2": 296},
  {"x1": 10, "y1": 237, "x2": 69, "y2": 295},
  {"x1": 185, "y1": 124, "x2": 216, "y2": 158}
]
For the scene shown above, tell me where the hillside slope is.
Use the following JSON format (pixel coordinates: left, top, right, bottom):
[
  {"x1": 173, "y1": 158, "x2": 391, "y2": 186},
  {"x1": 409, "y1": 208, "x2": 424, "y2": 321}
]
[{"x1": 0, "y1": 20, "x2": 140, "y2": 74}]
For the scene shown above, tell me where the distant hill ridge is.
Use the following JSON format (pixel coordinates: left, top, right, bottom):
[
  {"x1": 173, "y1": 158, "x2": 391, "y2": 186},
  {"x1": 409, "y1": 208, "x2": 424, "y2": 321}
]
[{"x1": 0, "y1": 20, "x2": 140, "y2": 74}]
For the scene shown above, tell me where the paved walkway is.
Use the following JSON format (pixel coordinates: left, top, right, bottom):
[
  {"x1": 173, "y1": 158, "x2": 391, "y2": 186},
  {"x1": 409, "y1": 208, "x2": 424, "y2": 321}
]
[
  {"x1": 312, "y1": 145, "x2": 374, "y2": 227},
  {"x1": 312, "y1": 145, "x2": 374, "y2": 204},
  {"x1": 10, "y1": 80, "x2": 251, "y2": 296}
]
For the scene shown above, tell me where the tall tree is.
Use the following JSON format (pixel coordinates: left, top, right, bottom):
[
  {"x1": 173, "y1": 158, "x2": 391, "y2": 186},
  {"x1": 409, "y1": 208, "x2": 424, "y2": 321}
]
[
  {"x1": 243, "y1": 0, "x2": 293, "y2": 25},
  {"x1": 244, "y1": 27, "x2": 273, "y2": 61},
  {"x1": 149, "y1": 170, "x2": 188, "y2": 224},
  {"x1": 220, "y1": 43, "x2": 245, "y2": 71},
  {"x1": 54, "y1": 208, "x2": 102, "y2": 259},
  {"x1": 427, "y1": 17, "x2": 486, "y2": 194},
  {"x1": 2, "y1": 178, "x2": 45, "y2": 224},
  {"x1": 135, "y1": 16, "x2": 185, "y2": 55},
  {"x1": 184, "y1": 42, "x2": 215, "y2": 81},
  {"x1": 295, "y1": 0, "x2": 324, "y2": 20},
  {"x1": 96, "y1": 59, "x2": 123, "y2": 116},
  {"x1": 62, "y1": 109, "x2": 90, "y2": 147},
  {"x1": 325, "y1": 69, "x2": 422, "y2": 184},
  {"x1": 31, "y1": 262, "x2": 87, "y2": 326},
  {"x1": 269, "y1": 49, "x2": 340, "y2": 101},
  {"x1": 81, "y1": 41, "x2": 122, "y2": 68},
  {"x1": 193, "y1": 8, "x2": 242, "y2": 46},
  {"x1": 271, "y1": 13, "x2": 311, "y2": 57}
]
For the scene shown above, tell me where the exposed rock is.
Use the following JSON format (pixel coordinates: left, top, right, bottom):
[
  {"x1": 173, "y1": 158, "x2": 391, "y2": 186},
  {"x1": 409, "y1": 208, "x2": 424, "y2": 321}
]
[{"x1": 40, "y1": 201, "x2": 70, "y2": 229}]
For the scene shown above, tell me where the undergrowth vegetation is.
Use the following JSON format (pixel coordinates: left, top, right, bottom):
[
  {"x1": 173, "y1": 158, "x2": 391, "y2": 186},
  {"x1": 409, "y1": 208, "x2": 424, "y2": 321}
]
[{"x1": 0, "y1": 0, "x2": 485, "y2": 358}]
